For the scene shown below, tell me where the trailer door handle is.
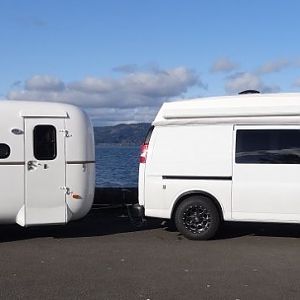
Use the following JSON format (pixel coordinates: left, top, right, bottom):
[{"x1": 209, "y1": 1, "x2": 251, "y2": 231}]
[{"x1": 27, "y1": 160, "x2": 41, "y2": 170}]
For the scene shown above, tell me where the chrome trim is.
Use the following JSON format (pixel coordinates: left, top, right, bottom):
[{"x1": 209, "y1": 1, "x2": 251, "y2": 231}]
[
  {"x1": 66, "y1": 161, "x2": 95, "y2": 164},
  {"x1": 0, "y1": 162, "x2": 25, "y2": 166},
  {"x1": 163, "y1": 175, "x2": 232, "y2": 181}
]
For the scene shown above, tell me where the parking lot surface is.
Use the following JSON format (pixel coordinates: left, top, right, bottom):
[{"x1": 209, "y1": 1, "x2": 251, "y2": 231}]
[{"x1": 0, "y1": 207, "x2": 300, "y2": 300}]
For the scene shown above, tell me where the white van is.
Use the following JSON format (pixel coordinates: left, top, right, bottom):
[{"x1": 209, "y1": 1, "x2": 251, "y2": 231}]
[
  {"x1": 0, "y1": 101, "x2": 95, "y2": 226},
  {"x1": 133, "y1": 92, "x2": 300, "y2": 240}
]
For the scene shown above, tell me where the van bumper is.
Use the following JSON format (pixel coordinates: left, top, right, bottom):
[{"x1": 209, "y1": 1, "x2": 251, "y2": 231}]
[{"x1": 128, "y1": 204, "x2": 145, "y2": 218}]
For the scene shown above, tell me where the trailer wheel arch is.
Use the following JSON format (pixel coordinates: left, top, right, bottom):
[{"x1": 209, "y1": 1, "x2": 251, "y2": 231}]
[{"x1": 171, "y1": 190, "x2": 224, "y2": 222}]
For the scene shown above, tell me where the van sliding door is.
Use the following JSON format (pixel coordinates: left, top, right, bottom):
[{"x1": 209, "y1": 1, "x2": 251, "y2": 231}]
[
  {"x1": 232, "y1": 125, "x2": 300, "y2": 222},
  {"x1": 25, "y1": 118, "x2": 66, "y2": 225}
]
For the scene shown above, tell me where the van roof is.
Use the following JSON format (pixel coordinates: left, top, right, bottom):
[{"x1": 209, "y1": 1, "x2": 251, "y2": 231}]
[{"x1": 153, "y1": 93, "x2": 300, "y2": 125}]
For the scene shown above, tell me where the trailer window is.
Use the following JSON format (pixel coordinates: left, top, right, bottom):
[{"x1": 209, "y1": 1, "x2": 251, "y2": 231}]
[
  {"x1": 236, "y1": 129, "x2": 300, "y2": 164},
  {"x1": 33, "y1": 125, "x2": 57, "y2": 160},
  {"x1": 0, "y1": 144, "x2": 10, "y2": 159}
]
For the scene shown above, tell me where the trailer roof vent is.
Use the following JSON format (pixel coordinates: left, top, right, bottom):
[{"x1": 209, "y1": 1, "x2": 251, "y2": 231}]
[{"x1": 239, "y1": 90, "x2": 260, "y2": 95}]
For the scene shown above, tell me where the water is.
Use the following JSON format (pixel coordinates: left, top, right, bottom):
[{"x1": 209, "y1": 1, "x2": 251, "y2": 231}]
[{"x1": 95, "y1": 144, "x2": 140, "y2": 187}]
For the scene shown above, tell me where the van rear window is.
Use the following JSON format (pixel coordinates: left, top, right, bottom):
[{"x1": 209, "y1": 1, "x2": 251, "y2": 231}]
[
  {"x1": 144, "y1": 126, "x2": 154, "y2": 144},
  {"x1": 236, "y1": 129, "x2": 300, "y2": 164},
  {"x1": 33, "y1": 125, "x2": 57, "y2": 160}
]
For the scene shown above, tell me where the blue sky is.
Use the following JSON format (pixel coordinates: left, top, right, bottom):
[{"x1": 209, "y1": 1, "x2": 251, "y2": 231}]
[{"x1": 1, "y1": 0, "x2": 300, "y2": 125}]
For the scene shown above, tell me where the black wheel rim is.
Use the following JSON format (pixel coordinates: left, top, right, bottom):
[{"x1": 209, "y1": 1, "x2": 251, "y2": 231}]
[{"x1": 182, "y1": 205, "x2": 211, "y2": 234}]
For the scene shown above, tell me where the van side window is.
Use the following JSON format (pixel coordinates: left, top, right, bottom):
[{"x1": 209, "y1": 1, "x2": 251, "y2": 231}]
[
  {"x1": 33, "y1": 125, "x2": 57, "y2": 160},
  {"x1": 236, "y1": 129, "x2": 300, "y2": 164},
  {"x1": 0, "y1": 144, "x2": 10, "y2": 159}
]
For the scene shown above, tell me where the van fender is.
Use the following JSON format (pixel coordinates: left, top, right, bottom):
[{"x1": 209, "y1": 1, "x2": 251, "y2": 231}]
[{"x1": 171, "y1": 190, "x2": 224, "y2": 221}]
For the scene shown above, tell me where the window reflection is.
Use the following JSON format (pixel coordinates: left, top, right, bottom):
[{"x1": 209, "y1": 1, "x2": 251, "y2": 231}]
[
  {"x1": 0, "y1": 144, "x2": 10, "y2": 159},
  {"x1": 33, "y1": 125, "x2": 57, "y2": 160},
  {"x1": 236, "y1": 130, "x2": 300, "y2": 164}
]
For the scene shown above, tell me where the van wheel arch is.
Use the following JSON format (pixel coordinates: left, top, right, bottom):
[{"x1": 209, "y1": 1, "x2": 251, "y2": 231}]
[{"x1": 171, "y1": 191, "x2": 224, "y2": 222}]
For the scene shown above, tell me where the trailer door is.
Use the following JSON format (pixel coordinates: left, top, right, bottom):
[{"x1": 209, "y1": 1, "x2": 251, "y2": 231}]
[{"x1": 25, "y1": 118, "x2": 66, "y2": 225}]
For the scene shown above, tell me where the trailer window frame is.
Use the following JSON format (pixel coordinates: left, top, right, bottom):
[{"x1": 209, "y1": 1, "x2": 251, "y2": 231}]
[
  {"x1": 33, "y1": 125, "x2": 57, "y2": 160},
  {"x1": 0, "y1": 143, "x2": 11, "y2": 159}
]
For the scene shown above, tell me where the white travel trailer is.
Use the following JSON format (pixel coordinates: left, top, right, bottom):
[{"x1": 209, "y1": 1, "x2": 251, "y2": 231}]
[
  {"x1": 0, "y1": 101, "x2": 95, "y2": 226},
  {"x1": 134, "y1": 92, "x2": 300, "y2": 240}
]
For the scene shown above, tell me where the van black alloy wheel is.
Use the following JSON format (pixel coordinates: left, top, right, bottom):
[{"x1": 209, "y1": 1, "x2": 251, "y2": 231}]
[
  {"x1": 175, "y1": 196, "x2": 220, "y2": 240},
  {"x1": 182, "y1": 205, "x2": 211, "y2": 233}
]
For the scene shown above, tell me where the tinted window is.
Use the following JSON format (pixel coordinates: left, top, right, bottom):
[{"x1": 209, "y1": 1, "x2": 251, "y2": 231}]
[
  {"x1": 236, "y1": 129, "x2": 300, "y2": 164},
  {"x1": 144, "y1": 126, "x2": 154, "y2": 144},
  {"x1": 34, "y1": 125, "x2": 57, "y2": 160},
  {"x1": 0, "y1": 144, "x2": 10, "y2": 159}
]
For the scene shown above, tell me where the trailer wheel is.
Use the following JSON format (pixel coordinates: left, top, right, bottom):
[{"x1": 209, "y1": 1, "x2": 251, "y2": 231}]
[{"x1": 174, "y1": 196, "x2": 220, "y2": 240}]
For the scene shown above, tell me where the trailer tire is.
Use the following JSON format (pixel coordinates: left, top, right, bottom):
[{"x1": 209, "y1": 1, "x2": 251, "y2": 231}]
[{"x1": 174, "y1": 195, "x2": 220, "y2": 240}]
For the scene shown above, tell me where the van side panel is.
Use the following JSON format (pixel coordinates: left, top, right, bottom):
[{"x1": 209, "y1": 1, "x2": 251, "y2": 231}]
[{"x1": 144, "y1": 125, "x2": 233, "y2": 219}]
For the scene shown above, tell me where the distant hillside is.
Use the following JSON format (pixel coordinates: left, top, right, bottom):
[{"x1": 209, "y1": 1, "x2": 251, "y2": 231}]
[{"x1": 94, "y1": 123, "x2": 151, "y2": 145}]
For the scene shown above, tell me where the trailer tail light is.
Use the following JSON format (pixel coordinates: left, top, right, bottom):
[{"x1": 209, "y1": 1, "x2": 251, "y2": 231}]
[{"x1": 139, "y1": 143, "x2": 148, "y2": 163}]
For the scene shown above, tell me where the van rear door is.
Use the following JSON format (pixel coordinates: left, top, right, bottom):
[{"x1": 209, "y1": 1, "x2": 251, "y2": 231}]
[
  {"x1": 138, "y1": 126, "x2": 154, "y2": 206},
  {"x1": 25, "y1": 118, "x2": 66, "y2": 225}
]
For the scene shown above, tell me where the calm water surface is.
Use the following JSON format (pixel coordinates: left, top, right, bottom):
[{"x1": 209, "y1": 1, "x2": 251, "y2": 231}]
[{"x1": 95, "y1": 145, "x2": 140, "y2": 187}]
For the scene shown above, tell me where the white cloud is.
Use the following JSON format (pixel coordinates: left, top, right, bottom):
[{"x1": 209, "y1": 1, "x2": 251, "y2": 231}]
[
  {"x1": 292, "y1": 78, "x2": 300, "y2": 87},
  {"x1": 225, "y1": 72, "x2": 280, "y2": 94},
  {"x1": 225, "y1": 72, "x2": 262, "y2": 94},
  {"x1": 257, "y1": 59, "x2": 290, "y2": 74},
  {"x1": 25, "y1": 75, "x2": 65, "y2": 91},
  {"x1": 7, "y1": 67, "x2": 202, "y2": 125},
  {"x1": 211, "y1": 57, "x2": 238, "y2": 73},
  {"x1": 112, "y1": 64, "x2": 139, "y2": 73},
  {"x1": 86, "y1": 107, "x2": 159, "y2": 126}
]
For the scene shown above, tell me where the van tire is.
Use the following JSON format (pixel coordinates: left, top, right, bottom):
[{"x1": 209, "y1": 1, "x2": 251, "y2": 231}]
[{"x1": 174, "y1": 196, "x2": 220, "y2": 240}]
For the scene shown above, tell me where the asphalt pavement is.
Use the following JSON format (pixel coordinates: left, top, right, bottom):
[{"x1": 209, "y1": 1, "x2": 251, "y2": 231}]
[{"x1": 0, "y1": 207, "x2": 300, "y2": 300}]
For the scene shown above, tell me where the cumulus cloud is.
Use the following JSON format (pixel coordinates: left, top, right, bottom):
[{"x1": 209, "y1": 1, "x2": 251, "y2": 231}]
[
  {"x1": 86, "y1": 107, "x2": 159, "y2": 126},
  {"x1": 7, "y1": 67, "x2": 202, "y2": 125},
  {"x1": 257, "y1": 59, "x2": 290, "y2": 74},
  {"x1": 11, "y1": 80, "x2": 22, "y2": 88},
  {"x1": 293, "y1": 78, "x2": 300, "y2": 87},
  {"x1": 225, "y1": 72, "x2": 262, "y2": 93},
  {"x1": 112, "y1": 64, "x2": 139, "y2": 73},
  {"x1": 25, "y1": 75, "x2": 65, "y2": 91},
  {"x1": 225, "y1": 72, "x2": 280, "y2": 94},
  {"x1": 211, "y1": 57, "x2": 238, "y2": 73}
]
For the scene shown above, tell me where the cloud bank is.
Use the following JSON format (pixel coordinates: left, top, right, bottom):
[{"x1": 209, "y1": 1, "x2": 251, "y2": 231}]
[
  {"x1": 7, "y1": 57, "x2": 298, "y2": 125},
  {"x1": 293, "y1": 78, "x2": 300, "y2": 87},
  {"x1": 256, "y1": 59, "x2": 290, "y2": 74},
  {"x1": 211, "y1": 57, "x2": 238, "y2": 73},
  {"x1": 7, "y1": 67, "x2": 202, "y2": 125},
  {"x1": 225, "y1": 72, "x2": 280, "y2": 94}
]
